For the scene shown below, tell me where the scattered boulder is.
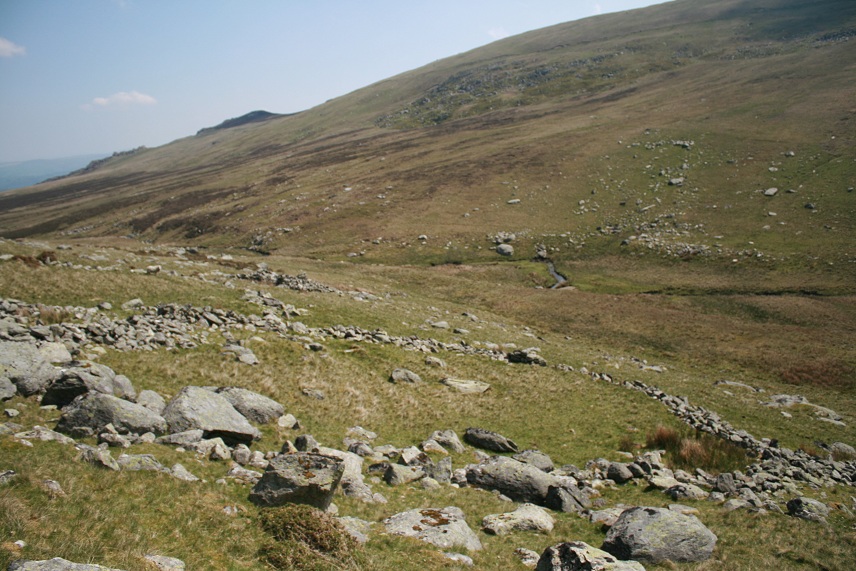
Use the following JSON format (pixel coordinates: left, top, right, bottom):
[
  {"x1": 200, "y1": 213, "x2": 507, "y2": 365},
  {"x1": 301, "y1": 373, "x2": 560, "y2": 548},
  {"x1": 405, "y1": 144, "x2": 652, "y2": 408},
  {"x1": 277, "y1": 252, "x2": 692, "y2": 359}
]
[
  {"x1": 117, "y1": 454, "x2": 165, "y2": 472},
  {"x1": 77, "y1": 445, "x2": 120, "y2": 471},
  {"x1": 389, "y1": 368, "x2": 422, "y2": 384},
  {"x1": 515, "y1": 548, "x2": 541, "y2": 568},
  {"x1": 466, "y1": 456, "x2": 556, "y2": 504},
  {"x1": 786, "y1": 497, "x2": 830, "y2": 523},
  {"x1": 41, "y1": 366, "x2": 130, "y2": 409},
  {"x1": 0, "y1": 340, "x2": 62, "y2": 396},
  {"x1": 384, "y1": 463, "x2": 425, "y2": 486},
  {"x1": 249, "y1": 452, "x2": 344, "y2": 510},
  {"x1": 383, "y1": 506, "x2": 482, "y2": 551},
  {"x1": 464, "y1": 427, "x2": 518, "y2": 453},
  {"x1": 161, "y1": 386, "x2": 261, "y2": 445},
  {"x1": 441, "y1": 378, "x2": 491, "y2": 394},
  {"x1": 14, "y1": 425, "x2": 75, "y2": 445},
  {"x1": 537, "y1": 542, "x2": 645, "y2": 571},
  {"x1": 441, "y1": 378, "x2": 490, "y2": 394},
  {"x1": 337, "y1": 516, "x2": 373, "y2": 544},
  {"x1": 430, "y1": 429, "x2": 466, "y2": 454},
  {"x1": 601, "y1": 506, "x2": 717, "y2": 563},
  {"x1": 607, "y1": 462, "x2": 635, "y2": 484},
  {"x1": 544, "y1": 484, "x2": 591, "y2": 514},
  {"x1": 664, "y1": 483, "x2": 709, "y2": 501},
  {"x1": 482, "y1": 503, "x2": 555, "y2": 535},
  {"x1": 1, "y1": 376, "x2": 16, "y2": 400},
  {"x1": 216, "y1": 387, "x2": 284, "y2": 424},
  {"x1": 496, "y1": 244, "x2": 514, "y2": 256},
  {"x1": 143, "y1": 555, "x2": 186, "y2": 571},
  {"x1": 169, "y1": 463, "x2": 200, "y2": 482},
  {"x1": 0, "y1": 469, "x2": 17, "y2": 485},
  {"x1": 56, "y1": 393, "x2": 167, "y2": 438},
  {"x1": 507, "y1": 348, "x2": 547, "y2": 367}
]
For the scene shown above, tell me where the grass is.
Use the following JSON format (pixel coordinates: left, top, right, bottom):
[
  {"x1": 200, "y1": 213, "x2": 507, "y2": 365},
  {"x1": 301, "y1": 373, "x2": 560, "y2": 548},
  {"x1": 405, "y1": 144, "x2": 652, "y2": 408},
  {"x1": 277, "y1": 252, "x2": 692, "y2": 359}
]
[{"x1": 645, "y1": 425, "x2": 751, "y2": 475}]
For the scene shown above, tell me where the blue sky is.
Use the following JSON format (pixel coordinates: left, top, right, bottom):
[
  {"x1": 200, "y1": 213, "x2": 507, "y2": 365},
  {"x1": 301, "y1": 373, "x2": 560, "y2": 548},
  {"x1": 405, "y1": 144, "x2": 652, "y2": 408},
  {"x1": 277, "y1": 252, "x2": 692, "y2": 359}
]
[{"x1": 0, "y1": 0, "x2": 668, "y2": 163}]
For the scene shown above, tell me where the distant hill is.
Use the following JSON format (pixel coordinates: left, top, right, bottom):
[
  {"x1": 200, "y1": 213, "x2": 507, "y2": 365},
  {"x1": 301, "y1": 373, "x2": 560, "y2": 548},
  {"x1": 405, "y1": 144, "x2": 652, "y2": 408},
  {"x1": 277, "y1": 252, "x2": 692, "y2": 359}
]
[
  {"x1": 0, "y1": 0, "x2": 853, "y2": 277},
  {"x1": 0, "y1": 154, "x2": 107, "y2": 191}
]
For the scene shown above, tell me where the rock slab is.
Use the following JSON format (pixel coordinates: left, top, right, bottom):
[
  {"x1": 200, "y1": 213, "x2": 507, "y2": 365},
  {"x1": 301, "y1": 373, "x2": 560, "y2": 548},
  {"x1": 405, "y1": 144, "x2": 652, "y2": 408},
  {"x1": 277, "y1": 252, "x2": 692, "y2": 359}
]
[
  {"x1": 161, "y1": 386, "x2": 261, "y2": 445},
  {"x1": 383, "y1": 506, "x2": 482, "y2": 551}
]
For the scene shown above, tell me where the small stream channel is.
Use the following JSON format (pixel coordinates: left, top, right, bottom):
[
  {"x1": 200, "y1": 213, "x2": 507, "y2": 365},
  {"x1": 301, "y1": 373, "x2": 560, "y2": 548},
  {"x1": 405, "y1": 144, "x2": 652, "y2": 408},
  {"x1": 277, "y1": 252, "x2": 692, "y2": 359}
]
[{"x1": 546, "y1": 261, "x2": 568, "y2": 289}]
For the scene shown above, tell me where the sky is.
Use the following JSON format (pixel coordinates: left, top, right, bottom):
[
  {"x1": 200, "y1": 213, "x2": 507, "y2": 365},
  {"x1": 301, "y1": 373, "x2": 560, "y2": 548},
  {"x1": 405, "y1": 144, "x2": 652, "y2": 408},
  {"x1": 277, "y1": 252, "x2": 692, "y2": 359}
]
[{"x1": 0, "y1": 0, "x2": 669, "y2": 163}]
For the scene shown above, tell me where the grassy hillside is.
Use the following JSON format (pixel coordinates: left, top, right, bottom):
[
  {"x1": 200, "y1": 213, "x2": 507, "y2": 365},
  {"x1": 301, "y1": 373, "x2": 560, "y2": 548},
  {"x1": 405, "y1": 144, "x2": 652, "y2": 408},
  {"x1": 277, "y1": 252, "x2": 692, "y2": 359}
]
[{"x1": 1, "y1": 1, "x2": 856, "y2": 569}]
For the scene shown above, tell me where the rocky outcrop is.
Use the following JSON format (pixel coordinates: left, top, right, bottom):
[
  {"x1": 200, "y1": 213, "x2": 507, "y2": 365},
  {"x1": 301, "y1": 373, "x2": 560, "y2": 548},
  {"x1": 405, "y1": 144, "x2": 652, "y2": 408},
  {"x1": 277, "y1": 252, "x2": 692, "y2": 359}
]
[
  {"x1": 0, "y1": 340, "x2": 62, "y2": 396},
  {"x1": 466, "y1": 456, "x2": 557, "y2": 504}
]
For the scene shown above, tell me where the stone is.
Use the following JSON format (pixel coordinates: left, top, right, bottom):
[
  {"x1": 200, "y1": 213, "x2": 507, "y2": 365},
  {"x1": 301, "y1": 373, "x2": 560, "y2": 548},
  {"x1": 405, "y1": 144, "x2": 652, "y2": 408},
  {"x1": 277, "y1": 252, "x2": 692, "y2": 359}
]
[
  {"x1": 317, "y1": 446, "x2": 376, "y2": 503},
  {"x1": 544, "y1": 484, "x2": 591, "y2": 513},
  {"x1": 425, "y1": 356, "x2": 446, "y2": 368},
  {"x1": 136, "y1": 390, "x2": 167, "y2": 415},
  {"x1": 514, "y1": 449, "x2": 554, "y2": 472},
  {"x1": 602, "y1": 506, "x2": 717, "y2": 563},
  {"x1": 155, "y1": 429, "x2": 204, "y2": 446},
  {"x1": 226, "y1": 463, "x2": 264, "y2": 485},
  {"x1": 441, "y1": 378, "x2": 490, "y2": 394},
  {"x1": 383, "y1": 506, "x2": 482, "y2": 551},
  {"x1": 216, "y1": 387, "x2": 284, "y2": 424},
  {"x1": 589, "y1": 507, "x2": 631, "y2": 528},
  {"x1": 507, "y1": 348, "x2": 547, "y2": 367},
  {"x1": 607, "y1": 462, "x2": 635, "y2": 484},
  {"x1": 37, "y1": 342, "x2": 74, "y2": 365},
  {"x1": 830, "y1": 442, "x2": 856, "y2": 459},
  {"x1": 337, "y1": 516, "x2": 373, "y2": 544},
  {"x1": 249, "y1": 452, "x2": 344, "y2": 510},
  {"x1": 56, "y1": 393, "x2": 167, "y2": 438},
  {"x1": 389, "y1": 368, "x2": 421, "y2": 384},
  {"x1": 515, "y1": 548, "x2": 541, "y2": 568},
  {"x1": 715, "y1": 472, "x2": 737, "y2": 495},
  {"x1": 0, "y1": 469, "x2": 17, "y2": 485},
  {"x1": 665, "y1": 483, "x2": 709, "y2": 501},
  {"x1": 77, "y1": 445, "x2": 120, "y2": 471},
  {"x1": 169, "y1": 463, "x2": 200, "y2": 482},
  {"x1": 464, "y1": 427, "x2": 518, "y2": 453},
  {"x1": 420, "y1": 439, "x2": 447, "y2": 454},
  {"x1": 466, "y1": 456, "x2": 557, "y2": 504},
  {"x1": 0, "y1": 340, "x2": 62, "y2": 396},
  {"x1": 537, "y1": 542, "x2": 646, "y2": 571},
  {"x1": 14, "y1": 426, "x2": 75, "y2": 445},
  {"x1": 143, "y1": 555, "x2": 186, "y2": 571},
  {"x1": 786, "y1": 497, "x2": 830, "y2": 523},
  {"x1": 443, "y1": 553, "x2": 474, "y2": 565},
  {"x1": 482, "y1": 503, "x2": 555, "y2": 535},
  {"x1": 161, "y1": 386, "x2": 261, "y2": 445},
  {"x1": 430, "y1": 429, "x2": 466, "y2": 454},
  {"x1": 41, "y1": 479, "x2": 66, "y2": 498},
  {"x1": 7, "y1": 558, "x2": 126, "y2": 570},
  {"x1": 384, "y1": 463, "x2": 425, "y2": 486},
  {"x1": 117, "y1": 454, "x2": 165, "y2": 472},
  {"x1": 295, "y1": 434, "x2": 320, "y2": 452},
  {"x1": 496, "y1": 244, "x2": 514, "y2": 256}
]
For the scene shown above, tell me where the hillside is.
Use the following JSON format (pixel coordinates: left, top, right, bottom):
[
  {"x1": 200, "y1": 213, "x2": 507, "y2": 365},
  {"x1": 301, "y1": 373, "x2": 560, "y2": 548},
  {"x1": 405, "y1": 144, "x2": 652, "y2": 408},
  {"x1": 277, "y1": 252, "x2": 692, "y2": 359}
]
[{"x1": 1, "y1": 1, "x2": 856, "y2": 570}]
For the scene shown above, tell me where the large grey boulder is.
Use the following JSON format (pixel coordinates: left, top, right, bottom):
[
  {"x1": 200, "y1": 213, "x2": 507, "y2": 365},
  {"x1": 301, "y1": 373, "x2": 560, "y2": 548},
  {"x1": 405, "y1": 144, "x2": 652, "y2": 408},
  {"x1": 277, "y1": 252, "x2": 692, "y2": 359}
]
[
  {"x1": 383, "y1": 506, "x2": 482, "y2": 551},
  {"x1": 249, "y1": 452, "x2": 344, "y2": 510},
  {"x1": 464, "y1": 427, "x2": 518, "y2": 453},
  {"x1": 0, "y1": 340, "x2": 62, "y2": 396},
  {"x1": 466, "y1": 456, "x2": 557, "y2": 504},
  {"x1": 514, "y1": 449, "x2": 554, "y2": 472},
  {"x1": 482, "y1": 503, "x2": 555, "y2": 535},
  {"x1": 56, "y1": 393, "x2": 167, "y2": 437},
  {"x1": 601, "y1": 507, "x2": 717, "y2": 563},
  {"x1": 161, "y1": 386, "x2": 261, "y2": 445},
  {"x1": 786, "y1": 497, "x2": 830, "y2": 523},
  {"x1": 544, "y1": 484, "x2": 591, "y2": 514},
  {"x1": 216, "y1": 386, "x2": 284, "y2": 424},
  {"x1": 136, "y1": 390, "x2": 167, "y2": 415},
  {"x1": 8, "y1": 558, "x2": 126, "y2": 570},
  {"x1": 42, "y1": 363, "x2": 136, "y2": 408},
  {"x1": 537, "y1": 542, "x2": 645, "y2": 571}
]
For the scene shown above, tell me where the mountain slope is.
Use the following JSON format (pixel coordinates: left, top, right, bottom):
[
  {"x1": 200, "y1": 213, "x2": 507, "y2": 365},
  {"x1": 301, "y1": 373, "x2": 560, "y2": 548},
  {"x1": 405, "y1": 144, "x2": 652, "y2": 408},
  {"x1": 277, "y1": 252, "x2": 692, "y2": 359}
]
[{"x1": 0, "y1": 0, "x2": 853, "y2": 279}]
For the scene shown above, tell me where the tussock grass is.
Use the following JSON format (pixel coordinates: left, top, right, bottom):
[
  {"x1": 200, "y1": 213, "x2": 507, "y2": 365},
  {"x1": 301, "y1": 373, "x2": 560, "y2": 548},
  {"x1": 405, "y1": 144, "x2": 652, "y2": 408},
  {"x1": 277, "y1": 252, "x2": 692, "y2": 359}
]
[{"x1": 646, "y1": 425, "x2": 751, "y2": 475}]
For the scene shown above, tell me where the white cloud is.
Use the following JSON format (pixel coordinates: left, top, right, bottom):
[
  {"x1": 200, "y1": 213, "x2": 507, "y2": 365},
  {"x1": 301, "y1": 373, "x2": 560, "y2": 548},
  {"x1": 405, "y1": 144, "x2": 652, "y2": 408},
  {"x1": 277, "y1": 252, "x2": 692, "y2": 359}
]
[
  {"x1": 0, "y1": 37, "x2": 26, "y2": 58},
  {"x1": 83, "y1": 90, "x2": 157, "y2": 110}
]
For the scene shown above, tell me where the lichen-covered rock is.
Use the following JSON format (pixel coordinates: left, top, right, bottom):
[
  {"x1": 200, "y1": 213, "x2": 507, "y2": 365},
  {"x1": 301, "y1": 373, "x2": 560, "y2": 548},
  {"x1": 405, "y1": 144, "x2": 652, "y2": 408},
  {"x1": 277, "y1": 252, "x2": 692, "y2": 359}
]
[
  {"x1": 602, "y1": 507, "x2": 717, "y2": 563},
  {"x1": 161, "y1": 386, "x2": 261, "y2": 445},
  {"x1": 56, "y1": 393, "x2": 166, "y2": 437},
  {"x1": 216, "y1": 386, "x2": 284, "y2": 424},
  {"x1": 383, "y1": 506, "x2": 482, "y2": 551},
  {"x1": 482, "y1": 503, "x2": 555, "y2": 535},
  {"x1": 249, "y1": 452, "x2": 344, "y2": 509},
  {"x1": 537, "y1": 542, "x2": 645, "y2": 570}
]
